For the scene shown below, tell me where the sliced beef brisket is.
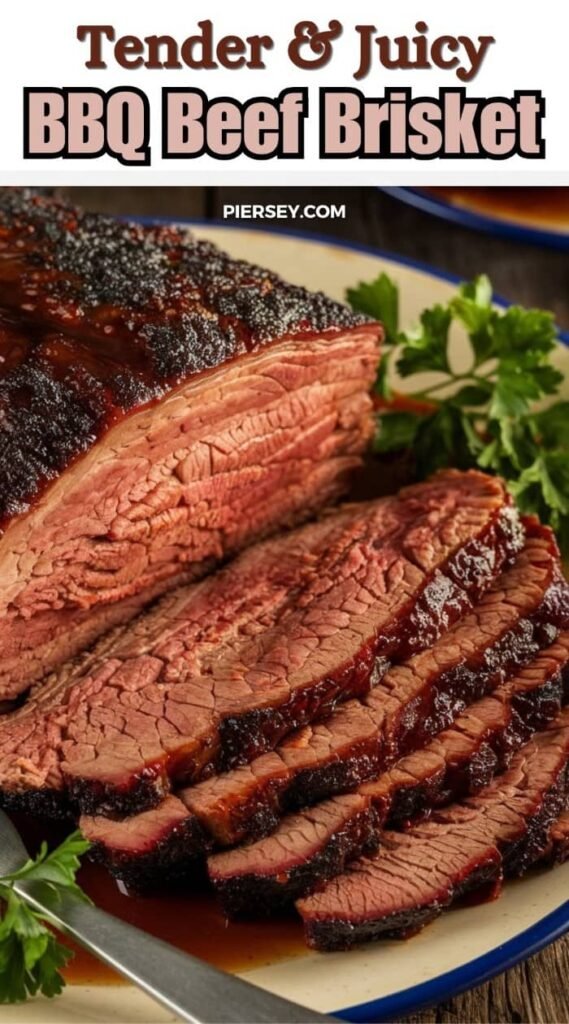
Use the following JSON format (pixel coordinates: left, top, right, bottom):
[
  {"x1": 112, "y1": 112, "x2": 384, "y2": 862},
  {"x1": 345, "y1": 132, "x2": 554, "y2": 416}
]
[
  {"x1": 297, "y1": 707, "x2": 569, "y2": 950},
  {"x1": 208, "y1": 630, "x2": 569, "y2": 916},
  {"x1": 82, "y1": 527, "x2": 566, "y2": 887},
  {"x1": 208, "y1": 796, "x2": 380, "y2": 916},
  {"x1": 82, "y1": 796, "x2": 213, "y2": 887},
  {"x1": 186, "y1": 521, "x2": 560, "y2": 841},
  {"x1": 0, "y1": 471, "x2": 519, "y2": 817},
  {"x1": 0, "y1": 192, "x2": 381, "y2": 699}
]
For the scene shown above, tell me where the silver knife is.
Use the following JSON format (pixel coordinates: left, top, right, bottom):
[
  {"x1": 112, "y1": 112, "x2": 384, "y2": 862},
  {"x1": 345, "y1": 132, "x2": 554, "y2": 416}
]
[{"x1": 0, "y1": 811, "x2": 339, "y2": 1024}]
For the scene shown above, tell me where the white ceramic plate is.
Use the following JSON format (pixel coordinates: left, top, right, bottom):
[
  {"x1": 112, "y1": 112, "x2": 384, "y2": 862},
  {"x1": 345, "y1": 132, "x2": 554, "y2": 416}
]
[{"x1": 4, "y1": 225, "x2": 568, "y2": 1024}]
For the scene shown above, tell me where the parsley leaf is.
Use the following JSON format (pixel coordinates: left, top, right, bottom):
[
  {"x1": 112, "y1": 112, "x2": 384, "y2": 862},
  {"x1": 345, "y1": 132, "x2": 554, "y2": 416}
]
[
  {"x1": 510, "y1": 451, "x2": 569, "y2": 521},
  {"x1": 451, "y1": 382, "x2": 493, "y2": 407},
  {"x1": 414, "y1": 405, "x2": 483, "y2": 476},
  {"x1": 373, "y1": 411, "x2": 422, "y2": 454},
  {"x1": 347, "y1": 273, "x2": 399, "y2": 343},
  {"x1": 347, "y1": 273, "x2": 569, "y2": 552},
  {"x1": 492, "y1": 306, "x2": 557, "y2": 357},
  {"x1": 0, "y1": 830, "x2": 90, "y2": 1003},
  {"x1": 533, "y1": 402, "x2": 569, "y2": 448},
  {"x1": 450, "y1": 275, "x2": 494, "y2": 363},
  {"x1": 396, "y1": 305, "x2": 452, "y2": 377},
  {"x1": 374, "y1": 351, "x2": 393, "y2": 401},
  {"x1": 349, "y1": 272, "x2": 402, "y2": 396}
]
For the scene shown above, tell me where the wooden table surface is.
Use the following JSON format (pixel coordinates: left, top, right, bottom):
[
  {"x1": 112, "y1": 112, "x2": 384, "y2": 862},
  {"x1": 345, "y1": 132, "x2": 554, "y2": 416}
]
[{"x1": 63, "y1": 186, "x2": 569, "y2": 1024}]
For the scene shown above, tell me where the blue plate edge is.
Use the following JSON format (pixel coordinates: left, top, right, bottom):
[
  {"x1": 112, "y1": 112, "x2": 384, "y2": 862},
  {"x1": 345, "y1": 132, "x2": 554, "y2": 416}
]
[
  {"x1": 130, "y1": 214, "x2": 569, "y2": 1021},
  {"x1": 380, "y1": 187, "x2": 569, "y2": 253},
  {"x1": 333, "y1": 897, "x2": 569, "y2": 1023}
]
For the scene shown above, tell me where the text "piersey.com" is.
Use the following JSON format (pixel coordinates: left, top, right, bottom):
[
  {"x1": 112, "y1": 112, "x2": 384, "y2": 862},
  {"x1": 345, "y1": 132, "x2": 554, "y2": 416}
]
[{"x1": 222, "y1": 204, "x2": 346, "y2": 220}]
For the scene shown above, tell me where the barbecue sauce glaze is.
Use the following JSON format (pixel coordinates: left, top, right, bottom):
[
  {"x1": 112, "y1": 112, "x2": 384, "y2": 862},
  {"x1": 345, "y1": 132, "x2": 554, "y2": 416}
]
[
  {"x1": 11, "y1": 813, "x2": 305, "y2": 984},
  {"x1": 13, "y1": 810, "x2": 508, "y2": 986}
]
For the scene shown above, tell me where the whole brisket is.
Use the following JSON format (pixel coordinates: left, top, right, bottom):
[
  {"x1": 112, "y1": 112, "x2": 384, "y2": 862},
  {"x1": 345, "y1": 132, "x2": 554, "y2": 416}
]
[
  {"x1": 297, "y1": 707, "x2": 569, "y2": 950},
  {"x1": 0, "y1": 471, "x2": 519, "y2": 817},
  {"x1": 208, "y1": 630, "x2": 569, "y2": 915},
  {"x1": 0, "y1": 192, "x2": 380, "y2": 699}
]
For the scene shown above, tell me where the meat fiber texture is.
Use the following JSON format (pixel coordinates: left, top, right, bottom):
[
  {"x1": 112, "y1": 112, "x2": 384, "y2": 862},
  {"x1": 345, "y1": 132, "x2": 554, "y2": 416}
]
[
  {"x1": 0, "y1": 191, "x2": 381, "y2": 699},
  {"x1": 81, "y1": 520, "x2": 563, "y2": 887},
  {"x1": 297, "y1": 707, "x2": 569, "y2": 950},
  {"x1": 0, "y1": 471, "x2": 519, "y2": 818},
  {"x1": 208, "y1": 629, "x2": 569, "y2": 916}
]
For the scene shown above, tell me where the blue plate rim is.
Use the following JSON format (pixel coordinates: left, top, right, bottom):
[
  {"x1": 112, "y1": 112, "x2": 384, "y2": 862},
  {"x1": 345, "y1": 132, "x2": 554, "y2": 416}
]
[
  {"x1": 380, "y1": 186, "x2": 569, "y2": 252},
  {"x1": 130, "y1": 214, "x2": 569, "y2": 1020},
  {"x1": 333, "y1": 897, "x2": 569, "y2": 1022}
]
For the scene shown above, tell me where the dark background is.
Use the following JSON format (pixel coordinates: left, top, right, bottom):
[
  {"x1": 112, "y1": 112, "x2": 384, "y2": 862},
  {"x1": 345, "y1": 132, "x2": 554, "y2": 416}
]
[
  {"x1": 56, "y1": 186, "x2": 569, "y2": 1024},
  {"x1": 61, "y1": 186, "x2": 569, "y2": 329}
]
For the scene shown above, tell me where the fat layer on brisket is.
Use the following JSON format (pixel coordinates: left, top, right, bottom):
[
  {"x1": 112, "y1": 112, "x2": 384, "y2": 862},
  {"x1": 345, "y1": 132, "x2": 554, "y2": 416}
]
[
  {"x1": 0, "y1": 472, "x2": 519, "y2": 817},
  {"x1": 0, "y1": 193, "x2": 380, "y2": 698},
  {"x1": 297, "y1": 707, "x2": 569, "y2": 950},
  {"x1": 207, "y1": 630, "x2": 569, "y2": 916},
  {"x1": 80, "y1": 521, "x2": 561, "y2": 883}
]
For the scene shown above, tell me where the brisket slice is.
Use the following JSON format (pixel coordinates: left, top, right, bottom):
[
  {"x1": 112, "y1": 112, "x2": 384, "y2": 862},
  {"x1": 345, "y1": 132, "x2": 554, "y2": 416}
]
[
  {"x1": 208, "y1": 796, "x2": 380, "y2": 916},
  {"x1": 81, "y1": 526, "x2": 565, "y2": 885},
  {"x1": 0, "y1": 472, "x2": 519, "y2": 817},
  {"x1": 82, "y1": 796, "x2": 213, "y2": 887},
  {"x1": 208, "y1": 631, "x2": 569, "y2": 915},
  {"x1": 0, "y1": 192, "x2": 380, "y2": 699},
  {"x1": 297, "y1": 707, "x2": 569, "y2": 951}
]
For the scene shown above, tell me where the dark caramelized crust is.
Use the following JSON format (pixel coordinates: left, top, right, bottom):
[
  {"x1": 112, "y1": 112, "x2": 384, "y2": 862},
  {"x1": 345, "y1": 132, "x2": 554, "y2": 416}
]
[
  {"x1": 0, "y1": 191, "x2": 371, "y2": 529},
  {"x1": 208, "y1": 630, "x2": 569, "y2": 917},
  {"x1": 79, "y1": 521, "x2": 566, "y2": 892}
]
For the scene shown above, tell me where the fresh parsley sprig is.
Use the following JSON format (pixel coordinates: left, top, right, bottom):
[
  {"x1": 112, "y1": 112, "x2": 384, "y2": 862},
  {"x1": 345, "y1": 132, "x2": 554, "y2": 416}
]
[
  {"x1": 347, "y1": 272, "x2": 569, "y2": 552},
  {"x1": 0, "y1": 830, "x2": 91, "y2": 1002}
]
